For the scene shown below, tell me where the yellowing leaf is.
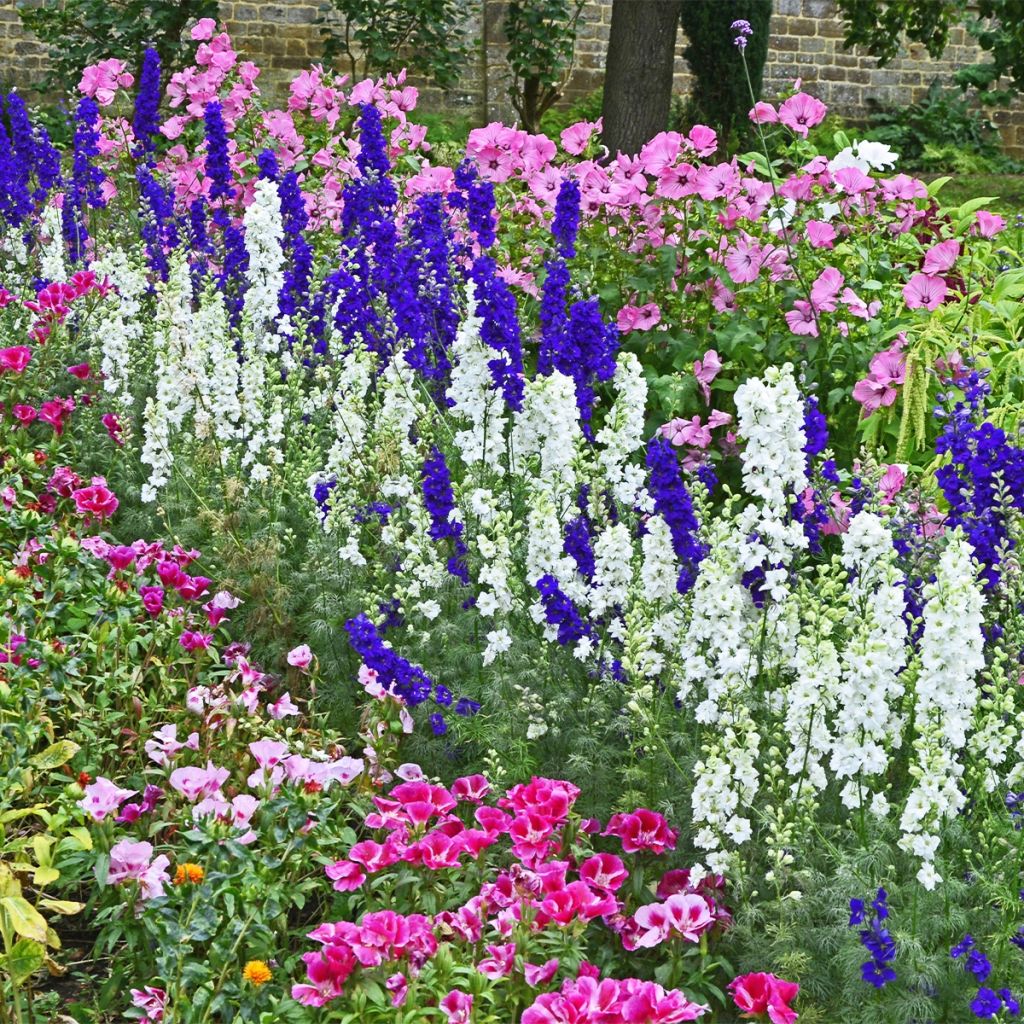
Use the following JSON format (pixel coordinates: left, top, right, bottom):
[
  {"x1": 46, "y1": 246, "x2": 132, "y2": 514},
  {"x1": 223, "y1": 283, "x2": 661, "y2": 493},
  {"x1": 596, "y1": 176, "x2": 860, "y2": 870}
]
[
  {"x1": 29, "y1": 740, "x2": 80, "y2": 770},
  {"x1": 32, "y1": 866, "x2": 60, "y2": 887},
  {"x1": 65, "y1": 827, "x2": 93, "y2": 852},
  {"x1": 37, "y1": 899, "x2": 83, "y2": 916},
  {"x1": 2, "y1": 938, "x2": 44, "y2": 985},
  {"x1": 0, "y1": 896, "x2": 48, "y2": 942}
]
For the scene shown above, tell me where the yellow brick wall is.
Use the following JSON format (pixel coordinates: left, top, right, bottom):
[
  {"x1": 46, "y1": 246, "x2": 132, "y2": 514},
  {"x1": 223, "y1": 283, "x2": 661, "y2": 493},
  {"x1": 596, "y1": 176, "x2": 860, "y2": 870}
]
[{"x1": 2, "y1": 0, "x2": 1024, "y2": 155}]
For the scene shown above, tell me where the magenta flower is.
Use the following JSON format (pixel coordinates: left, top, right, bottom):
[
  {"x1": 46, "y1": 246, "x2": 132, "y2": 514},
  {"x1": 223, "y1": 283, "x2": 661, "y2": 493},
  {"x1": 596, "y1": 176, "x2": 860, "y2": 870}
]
[
  {"x1": 0, "y1": 346, "x2": 32, "y2": 373},
  {"x1": 325, "y1": 859, "x2": 366, "y2": 892},
  {"x1": 615, "y1": 302, "x2": 661, "y2": 333},
  {"x1": 921, "y1": 238, "x2": 960, "y2": 276},
  {"x1": 805, "y1": 219, "x2": 836, "y2": 248},
  {"x1": 287, "y1": 644, "x2": 314, "y2": 671},
  {"x1": 79, "y1": 777, "x2": 136, "y2": 821},
  {"x1": 72, "y1": 479, "x2": 118, "y2": 519},
  {"x1": 439, "y1": 990, "x2": 473, "y2": 1024},
  {"x1": 778, "y1": 93, "x2": 827, "y2": 137},
  {"x1": 107, "y1": 839, "x2": 171, "y2": 901},
  {"x1": 693, "y1": 349, "x2": 722, "y2": 402},
  {"x1": 903, "y1": 272, "x2": 946, "y2": 311}
]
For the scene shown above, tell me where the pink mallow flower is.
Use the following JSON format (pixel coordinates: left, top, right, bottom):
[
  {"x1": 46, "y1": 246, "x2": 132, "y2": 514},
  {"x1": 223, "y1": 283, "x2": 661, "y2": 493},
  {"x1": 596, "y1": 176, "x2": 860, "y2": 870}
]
[
  {"x1": 616, "y1": 302, "x2": 661, "y2": 333},
  {"x1": 778, "y1": 93, "x2": 827, "y2": 137},
  {"x1": 852, "y1": 347, "x2": 907, "y2": 417},
  {"x1": 903, "y1": 272, "x2": 946, "y2": 311}
]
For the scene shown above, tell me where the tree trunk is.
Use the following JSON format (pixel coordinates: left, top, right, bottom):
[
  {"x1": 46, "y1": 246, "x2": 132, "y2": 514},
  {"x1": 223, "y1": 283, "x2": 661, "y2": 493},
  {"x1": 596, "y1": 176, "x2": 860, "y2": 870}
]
[{"x1": 601, "y1": 0, "x2": 682, "y2": 157}]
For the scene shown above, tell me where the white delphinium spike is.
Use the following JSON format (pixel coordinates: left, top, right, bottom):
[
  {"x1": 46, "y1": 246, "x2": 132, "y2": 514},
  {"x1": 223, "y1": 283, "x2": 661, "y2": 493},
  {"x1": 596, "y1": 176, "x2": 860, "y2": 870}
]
[
  {"x1": 195, "y1": 288, "x2": 240, "y2": 445},
  {"x1": 734, "y1": 363, "x2": 808, "y2": 599},
  {"x1": 596, "y1": 351, "x2": 648, "y2": 505},
  {"x1": 512, "y1": 371, "x2": 581, "y2": 495},
  {"x1": 140, "y1": 255, "x2": 194, "y2": 502},
  {"x1": 589, "y1": 522, "x2": 634, "y2": 617},
  {"x1": 242, "y1": 175, "x2": 286, "y2": 345},
  {"x1": 90, "y1": 247, "x2": 148, "y2": 408},
  {"x1": 831, "y1": 511, "x2": 908, "y2": 811},
  {"x1": 447, "y1": 286, "x2": 507, "y2": 469},
  {"x1": 899, "y1": 529, "x2": 985, "y2": 889},
  {"x1": 39, "y1": 203, "x2": 66, "y2": 282}
]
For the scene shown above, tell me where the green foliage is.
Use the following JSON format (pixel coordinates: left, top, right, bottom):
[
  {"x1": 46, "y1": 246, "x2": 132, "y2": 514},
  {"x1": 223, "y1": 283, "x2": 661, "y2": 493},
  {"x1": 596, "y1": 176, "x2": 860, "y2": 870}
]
[
  {"x1": 502, "y1": 0, "x2": 586, "y2": 134},
  {"x1": 835, "y1": 0, "x2": 1024, "y2": 102},
  {"x1": 865, "y1": 80, "x2": 1022, "y2": 173},
  {"x1": 539, "y1": 87, "x2": 603, "y2": 139},
  {"x1": 316, "y1": 0, "x2": 472, "y2": 89},
  {"x1": 678, "y1": 0, "x2": 772, "y2": 152},
  {"x1": 16, "y1": 0, "x2": 216, "y2": 95}
]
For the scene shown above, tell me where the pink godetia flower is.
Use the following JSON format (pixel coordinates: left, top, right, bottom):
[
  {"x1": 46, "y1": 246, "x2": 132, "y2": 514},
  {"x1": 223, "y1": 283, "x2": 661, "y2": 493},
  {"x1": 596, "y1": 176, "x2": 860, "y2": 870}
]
[
  {"x1": 145, "y1": 723, "x2": 198, "y2": 766},
  {"x1": 879, "y1": 464, "x2": 907, "y2": 504},
  {"x1": 326, "y1": 859, "x2": 367, "y2": 892},
  {"x1": 72, "y1": 478, "x2": 118, "y2": 520},
  {"x1": 729, "y1": 972, "x2": 800, "y2": 1024},
  {"x1": 579, "y1": 852, "x2": 629, "y2": 893},
  {"x1": 79, "y1": 777, "x2": 136, "y2": 821},
  {"x1": 287, "y1": 643, "x2": 314, "y2": 671},
  {"x1": 603, "y1": 808, "x2": 678, "y2": 855},
  {"x1": 478, "y1": 941, "x2": 517, "y2": 979},
  {"x1": 139, "y1": 585, "x2": 165, "y2": 617},
  {"x1": 385, "y1": 974, "x2": 408, "y2": 1007},
  {"x1": 631, "y1": 893, "x2": 714, "y2": 948},
  {"x1": 179, "y1": 630, "x2": 213, "y2": 652},
  {"x1": 452, "y1": 773, "x2": 490, "y2": 803},
  {"x1": 130, "y1": 987, "x2": 167, "y2": 1022},
  {"x1": 66, "y1": 362, "x2": 91, "y2": 379},
  {"x1": 525, "y1": 958, "x2": 560, "y2": 987},
  {"x1": 777, "y1": 93, "x2": 827, "y2": 137},
  {"x1": 169, "y1": 761, "x2": 230, "y2": 802},
  {"x1": 921, "y1": 238, "x2": 960, "y2": 276},
  {"x1": 203, "y1": 589, "x2": 241, "y2": 627},
  {"x1": 440, "y1": 990, "x2": 474, "y2": 1024},
  {"x1": 39, "y1": 397, "x2": 74, "y2": 435},
  {"x1": 268, "y1": 691, "x2": 300, "y2": 719},
  {"x1": 852, "y1": 346, "x2": 907, "y2": 417},
  {"x1": 0, "y1": 346, "x2": 32, "y2": 373},
  {"x1": 616, "y1": 302, "x2": 661, "y2": 333},
  {"x1": 903, "y1": 272, "x2": 946, "y2": 311},
  {"x1": 107, "y1": 839, "x2": 171, "y2": 900}
]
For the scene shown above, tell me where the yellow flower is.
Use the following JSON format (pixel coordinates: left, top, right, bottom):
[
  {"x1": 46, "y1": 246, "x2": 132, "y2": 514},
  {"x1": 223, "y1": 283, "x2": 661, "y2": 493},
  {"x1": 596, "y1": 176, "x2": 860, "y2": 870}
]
[
  {"x1": 173, "y1": 862, "x2": 205, "y2": 885},
  {"x1": 242, "y1": 960, "x2": 272, "y2": 987}
]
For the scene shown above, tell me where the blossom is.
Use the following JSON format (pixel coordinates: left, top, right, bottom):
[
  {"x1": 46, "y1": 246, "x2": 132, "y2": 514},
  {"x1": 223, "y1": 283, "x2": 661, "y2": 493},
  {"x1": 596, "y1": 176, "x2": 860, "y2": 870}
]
[
  {"x1": 287, "y1": 644, "x2": 314, "y2": 671},
  {"x1": 79, "y1": 777, "x2": 136, "y2": 821},
  {"x1": 903, "y1": 272, "x2": 946, "y2": 310},
  {"x1": 72, "y1": 479, "x2": 119, "y2": 519},
  {"x1": 107, "y1": 840, "x2": 170, "y2": 900},
  {"x1": 0, "y1": 346, "x2": 31, "y2": 373},
  {"x1": 729, "y1": 972, "x2": 800, "y2": 1024},
  {"x1": 778, "y1": 93, "x2": 827, "y2": 137},
  {"x1": 243, "y1": 960, "x2": 272, "y2": 986},
  {"x1": 174, "y1": 862, "x2": 205, "y2": 885}
]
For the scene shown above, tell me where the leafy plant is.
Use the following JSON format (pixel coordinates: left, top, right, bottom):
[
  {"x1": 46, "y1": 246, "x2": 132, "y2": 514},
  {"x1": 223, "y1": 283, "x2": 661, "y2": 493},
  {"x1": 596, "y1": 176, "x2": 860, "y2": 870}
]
[
  {"x1": 316, "y1": 0, "x2": 472, "y2": 89},
  {"x1": 16, "y1": 0, "x2": 216, "y2": 95},
  {"x1": 502, "y1": 0, "x2": 586, "y2": 134}
]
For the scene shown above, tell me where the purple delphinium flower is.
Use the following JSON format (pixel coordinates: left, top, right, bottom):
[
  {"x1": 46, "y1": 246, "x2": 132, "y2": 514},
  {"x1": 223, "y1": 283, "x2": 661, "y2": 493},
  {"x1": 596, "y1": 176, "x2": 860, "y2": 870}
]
[
  {"x1": 646, "y1": 438, "x2": 706, "y2": 593},
  {"x1": 132, "y1": 48, "x2": 162, "y2": 158}
]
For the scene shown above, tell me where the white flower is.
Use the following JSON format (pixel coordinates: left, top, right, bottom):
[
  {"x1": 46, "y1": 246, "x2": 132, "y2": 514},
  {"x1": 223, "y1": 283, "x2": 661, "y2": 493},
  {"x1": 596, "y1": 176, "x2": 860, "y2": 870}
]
[{"x1": 482, "y1": 628, "x2": 512, "y2": 665}]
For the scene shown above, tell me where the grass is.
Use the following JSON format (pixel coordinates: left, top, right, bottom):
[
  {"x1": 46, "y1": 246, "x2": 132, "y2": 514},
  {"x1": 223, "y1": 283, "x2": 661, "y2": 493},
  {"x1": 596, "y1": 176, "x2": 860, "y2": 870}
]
[{"x1": 923, "y1": 173, "x2": 1024, "y2": 215}]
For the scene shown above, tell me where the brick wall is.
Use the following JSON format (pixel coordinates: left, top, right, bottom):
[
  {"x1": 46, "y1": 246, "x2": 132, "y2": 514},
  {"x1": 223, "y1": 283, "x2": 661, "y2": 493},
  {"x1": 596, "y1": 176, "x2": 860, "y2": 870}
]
[{"x1": 3, "y1": 0, "x2": 1024, "y2": 155}]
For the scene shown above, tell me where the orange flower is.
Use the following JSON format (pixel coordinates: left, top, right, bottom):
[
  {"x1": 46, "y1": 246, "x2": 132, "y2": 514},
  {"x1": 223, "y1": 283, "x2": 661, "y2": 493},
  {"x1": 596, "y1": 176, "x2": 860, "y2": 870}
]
[
  {"x1": 173, "y1": 862, "x2": 205, "y2": 885},
  {"x1": 242, "y1": 960, "x2": 272, "y2": 986}
]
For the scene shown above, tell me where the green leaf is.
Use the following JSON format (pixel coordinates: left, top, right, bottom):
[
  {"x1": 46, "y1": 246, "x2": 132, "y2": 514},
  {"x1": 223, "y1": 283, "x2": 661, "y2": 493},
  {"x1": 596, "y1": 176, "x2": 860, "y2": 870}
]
[
  {"x1": 926, "y1": 175, "x2": 952, "y2": 196},
  {"x1": 0, "y1": 897, "x2": 48, "y2": 942},
  {"x1": 1, "y1": 938, "x2": 45, "y2": 985},
  {"x1": 29, "y1": 739, "x2": 80, "y2": 770}
]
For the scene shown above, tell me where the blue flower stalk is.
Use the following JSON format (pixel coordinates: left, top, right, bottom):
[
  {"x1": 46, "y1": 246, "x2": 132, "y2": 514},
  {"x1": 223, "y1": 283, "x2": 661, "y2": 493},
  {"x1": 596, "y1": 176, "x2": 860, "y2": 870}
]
[
  {"x1": 132, "y1": 48, "x2": 162, "y2": 159},
  {"x1": 849, "y1": 888, "x2": 896, "y2": 988},
  {"x1": 645, "y1": 438, "x2": 706, "y2": 593}
]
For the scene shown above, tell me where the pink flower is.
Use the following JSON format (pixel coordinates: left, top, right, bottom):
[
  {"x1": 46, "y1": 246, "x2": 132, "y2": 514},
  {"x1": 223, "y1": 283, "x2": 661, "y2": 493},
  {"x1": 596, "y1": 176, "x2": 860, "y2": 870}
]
[
  {"x1": 130, "y1": 987, "x2": 166, "y2": 1022},
  {"x1": 749, "y1": 101, "x2": 778, "y2": 124},
  {"x1": 440, "y1": 990, "x2": 473, "y2": 1024},
  {"x1": 616, "y1": 302, "x2": 661, "y2": 333},
  {"x1": 665, "y1": 892, "x2": 714, "y2": 941},
  {"x1": 833, "y1": 166, "x2": 874, "y2": 194},
  {"x1": 169, "y1": 761, "x2": 229, "y2": 802},
  {"x1": 805, "y1": 220, "x2": 836, "y2": 249},
  {"x1": 72, "y1": 480, "x2": 118, "y2": 519},
  {"x1": 145, "y1": 724, "x2": 187, "y2": 766},
  {"x1": 921, "y1": 238, "x2": 960, "y2": 276},
  {"x1": 561, "y1": 121, "x2": 598, "y2": 155},
  {"x1": 478, "y1": 942, "x2": 516, "y2": 979},
  {"x1": 729, "y1": 972, "x2": 800, "y2": 1024},
  {"x1": 269, "y1": 691, "x2": 300, "y2": 719},
  {"x1": 107, "y1": 839, "x2": 171, "y2": 900},
  {"x1": 287, "y1": 644, "x2": 314, "y2": 671},
  {"x1": 326, "y1": 860, "x2": 366, "y2": 892},
  {"x1": 784, "y1": 300, "x2": 818, "y2": 337},
  {"x1": 525, "y1": 958, "x2": 560, "y2": 987},
  {"x1": 974, "y1": 210, "x2": 1006, "y2": 237},
  {"x1": 250, "y1": 739, "x2": 290, "y2": 771},
  {"x1": 139, "y1": 585, "x2": 165, "y2": 617},
  {"x1": 190, "y1": 17, "x2": 217, "y2": 41},
  {"x1": 903, "y1": 272, "x2": 946, "y2": 311},
  {"x1": 633, "y1": 902, "x2": 672, "y2": 948},
  {"x1": 603, "y1": 808, "x2": 677, "y2": 855},
  {"x1": 810, "y1": 267, "x2": 844, "y2": 312},
  {"x1": 580, "y1": 852, "x2": 628, "y2": 892},
  {"x1": 778, "y1": 93, "x2": 827, "y2": 137},
  {"x1": 67, "y1": 362, "x2": 91, "y2": 379},
  {"x1": 452, "y1": 774, "x2": 490, "y2": 803},
  {"x1": 79, "y1": 777, "x2": 136, "y2": 821},
  {"x1": 0, "y1": 346, "x2": 31, "y2": 373},
  {"x1": 879, "y1": 464, "x2": 906, "y2": 504},
  {"x1": 386, "y1": 974, "x2": 408, "y2": 1007}
]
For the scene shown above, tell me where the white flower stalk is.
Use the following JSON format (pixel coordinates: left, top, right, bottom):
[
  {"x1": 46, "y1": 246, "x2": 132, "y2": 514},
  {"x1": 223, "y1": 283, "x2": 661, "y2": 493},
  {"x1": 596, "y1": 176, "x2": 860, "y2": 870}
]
[
  {"x1": 90, "y1": 246, "x2": 148, "y2": 409},
  {"x1": 195, "y1": 288, "x2": 241, "y2": 444},
  {"x1": 242, "y1": 175, "x2": 286, "y2": 347},
  {"x1": 734, "y1": 363, "x2": 808, "y2": 598},
  {"x1": 140, "y1": 255, "x2": 194, "y2": 503},
  {"x1": 899, "y1": 530, "x2": 986, "y2": 889},
  {"x1": 589, "y1": 522, "x2": 634, "y2": 617},
  {"x1": 830, "y1": 511, "x2": 908, "y2": 811},
  {"x1": 378, "y1": 352, "x2": 427, "y2": 456},
  {"x1": 512, "y1": 371, "x2": 581, "y2": 495},
  {"x1": 640, "y1": 514, "x2": 679, "y2": 603},
  {"x1": 39, "y1": 202, "x2": 66, "y2": 282},
  {"x1": 476, "y1": 509, "x2": 516, "y2": 619},
  {"x1": 596, "y1": 352, "x2": 647, "y2": 503},
  {"x1": 447, "y1": 286, "x2": 507, "y2": 469}
]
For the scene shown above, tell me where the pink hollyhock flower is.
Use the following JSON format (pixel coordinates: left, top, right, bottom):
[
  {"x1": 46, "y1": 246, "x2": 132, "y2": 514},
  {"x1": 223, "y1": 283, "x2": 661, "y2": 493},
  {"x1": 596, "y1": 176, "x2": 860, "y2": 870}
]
[
  {"x1": 749, "y1": 101, "x2": 778, "y2": 124},
  {"x1": 440, "y1": 990, "x2": 473, "y2": 1024},
  {"x1": 287, "y1": 644, "x2": 314, "y2": 671},
  {"x1": 191, "y1": 17, "x2": 217, "y2": 40},
  {"x1": 72, "y1": 479, "x2": 118, "y2": 519},
  {"x1": 879, "y1": 464, "x2": 907, "y2": 504},
  {"x1": 729, "y1": 972, "x2": 800, "y2": 1024},
  {"x1": 580, "y1": 852, "x2": 628, "y2": 892},
  {"x1": 903, "y1": 272, "x2": 946, "y2": 311},
  {"x1": 778, "y1": 93, "x2": 827, "y2": 137},
  {"x1": 921, "y1": 238, "x2": 960, "y2": 276},
  {"x1": 130, "y1": 987, "x2": 166, "y2": 1022},
  {"x1": 616, "y1": 302, "x2": 661, "y2": 333},
  {"x1": 974, "y1": 210, "x2": 1006, "y2": 237},
  {"x1": 80, "y1": 777, "x2": 136, "y2": 821},
  {"x1": 805, "y1": 219, "x2": 836, "y2": 249},
  {"x1": 784, "y1": 300, "x2": 818, "y2": 337},
  {"x1": 105, "y1": 545, "x2": 135, "y2": 571},
  {"x1": 326, "y1": 859, "x2": 366, "y2": 892},
  {"x1": 0, "y1": 346, "x2": 31, "y2": 373}
]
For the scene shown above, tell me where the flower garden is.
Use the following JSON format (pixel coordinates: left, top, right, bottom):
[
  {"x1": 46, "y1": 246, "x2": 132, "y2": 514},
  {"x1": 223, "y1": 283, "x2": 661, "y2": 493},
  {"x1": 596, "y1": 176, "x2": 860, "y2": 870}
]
[{"x1": 4, "y1": 15, "x2": 1024, "y2": 1024}]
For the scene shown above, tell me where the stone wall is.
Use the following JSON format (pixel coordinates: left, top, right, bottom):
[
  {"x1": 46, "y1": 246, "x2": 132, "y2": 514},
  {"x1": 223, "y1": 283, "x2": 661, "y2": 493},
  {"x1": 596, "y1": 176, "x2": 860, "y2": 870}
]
[{"x1": 2, "y1": 0, "x2": 1023, "y2": 154}]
